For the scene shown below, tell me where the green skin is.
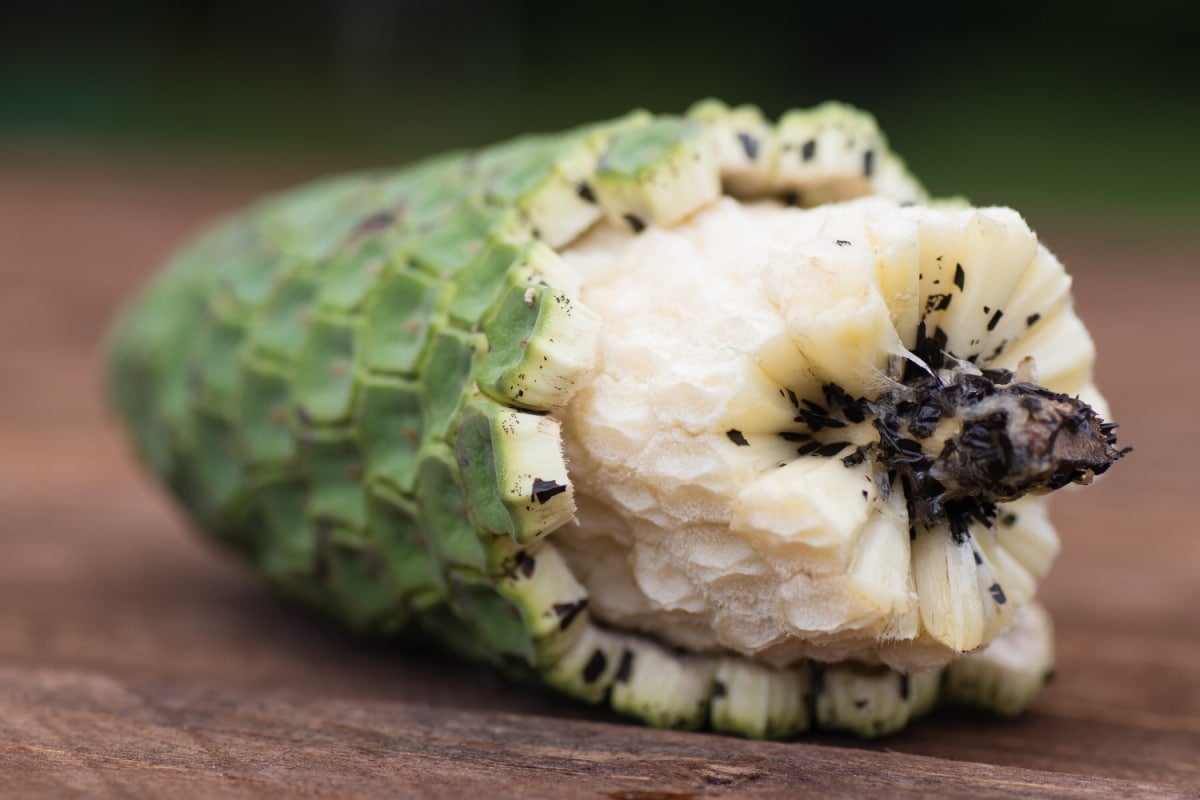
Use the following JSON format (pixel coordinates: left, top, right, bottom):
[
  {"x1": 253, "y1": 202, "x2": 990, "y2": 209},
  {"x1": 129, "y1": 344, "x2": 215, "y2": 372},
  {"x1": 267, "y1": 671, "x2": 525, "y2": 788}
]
[{"x1": 107, "y1": 102, "x2": 1034, "y2": 738}]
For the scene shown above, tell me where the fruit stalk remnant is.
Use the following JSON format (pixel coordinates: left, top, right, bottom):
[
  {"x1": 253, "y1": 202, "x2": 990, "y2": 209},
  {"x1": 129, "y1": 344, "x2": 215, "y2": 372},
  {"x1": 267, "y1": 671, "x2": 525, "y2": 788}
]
[{"x1": 807, "y1": 324, "x2": 1131, "y2": 540}]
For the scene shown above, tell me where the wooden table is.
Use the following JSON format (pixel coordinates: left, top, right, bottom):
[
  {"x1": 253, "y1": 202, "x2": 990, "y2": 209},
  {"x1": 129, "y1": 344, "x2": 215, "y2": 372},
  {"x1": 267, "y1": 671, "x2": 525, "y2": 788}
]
[{"x1": 2, "y1": 156, "x2": 1197, "y2": 798}]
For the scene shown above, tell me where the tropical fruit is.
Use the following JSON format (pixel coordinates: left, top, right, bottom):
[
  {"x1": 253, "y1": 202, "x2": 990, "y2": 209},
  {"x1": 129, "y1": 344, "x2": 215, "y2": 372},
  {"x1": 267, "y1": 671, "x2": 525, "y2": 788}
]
[{"x1": 106, "y1": 100, "x2": 1126, "y2": 737}]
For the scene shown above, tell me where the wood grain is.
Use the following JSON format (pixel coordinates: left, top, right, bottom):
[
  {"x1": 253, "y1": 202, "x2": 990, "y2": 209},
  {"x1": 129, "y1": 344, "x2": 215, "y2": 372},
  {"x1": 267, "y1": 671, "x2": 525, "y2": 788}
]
[{"x1": 2, "y1": 155, "x2": 1198, "y2": 797}]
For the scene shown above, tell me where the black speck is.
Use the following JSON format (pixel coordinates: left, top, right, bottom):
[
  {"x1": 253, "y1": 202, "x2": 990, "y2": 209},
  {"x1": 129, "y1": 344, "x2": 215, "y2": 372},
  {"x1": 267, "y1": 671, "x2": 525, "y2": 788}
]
[
  {"x1": 737, "y1": 132, "x2": 759, "y2": 160},
  {"x1": 783, "y1": 190, "x2": 801, "y2": 206},
  {"x1": 973, "y1": 549, "x2": 983, "y2": 565},
  {"x1": 623, "y1": 214, "x2": 646, "y2": 233},
  {"x1": 989, "y1": 583, "x2": 1007, "y2": 604},
  {"x1": 987, "y1": 309, "x2": 1004, "y2": 331},
  {"x1": 615, "y1": 649, "x2": 634, "y2": 683},
  {"x1": 1026, "y1": 312, "x2": 1041, "y2": 327},
  {"x1": 863, "y1": 149, "x2": 875, "y2": 177},
  {"x1": 576, "y1": 182, "x2": 597, "y2": 204},
  {"x1": 954, "y1": 263, "x2": 965, "y2": 290},
  {"x1": 854, "y1": 699, "x2": 869, "y2": 709},
  {"x1": 899, "y1": 674, "x2": 911, "y2": 700},
  {"x1": 516, "y1": 551, "x2": 536, "y2": 578},
  {"x1": 582, "y1": 650, "x2": 607, "y2": 683},
  {"x1": 816, "y1": 441, "x2": 851, "y2": 458},
  {"x1": 712, "y1": 681, "x2": 727, "y2": 698},
  {"x1": 1001, "y1": 513, "x2": 1018, "y2": 527},
  {"x1": 531, "y1": 478, "x2": 568, "y2": 504},
  {"x1": 726, "y1": 429, "x2": 750, "y2": 447},
  {"x1": 801, "y1": 139, "x2": 816, "y2": 161},
  {"x1": 926, "y1": 292, "x2": 952, "y2": 313},
  {"x1": 836, "y1": 239, "x2": 851, "y2": 247},
  {"x1": 553, "y1": 599, "x2": 588, "y2": 630}
]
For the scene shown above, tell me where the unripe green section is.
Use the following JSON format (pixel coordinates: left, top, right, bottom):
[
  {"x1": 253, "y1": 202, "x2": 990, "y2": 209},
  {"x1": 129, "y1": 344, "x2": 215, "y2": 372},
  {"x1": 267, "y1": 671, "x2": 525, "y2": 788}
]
[
  {"x1": 293, "y1": 315, "x2": 358, "y2": 424},
  {"x1": 362, "y1": 269, "x2": 445, "y2": 376},
  {"x1": 595, "y1": 117, "x2": 722, "y2": 229},
  {"x1": 455, "y1": 400, "x2": 574, "y2": 544},
  {"x1": 359, "y1": 375, "x2": 423, "y2": 495},
  {"x1": 478, "y1": 282, "x2": 600, "y2": 410}
]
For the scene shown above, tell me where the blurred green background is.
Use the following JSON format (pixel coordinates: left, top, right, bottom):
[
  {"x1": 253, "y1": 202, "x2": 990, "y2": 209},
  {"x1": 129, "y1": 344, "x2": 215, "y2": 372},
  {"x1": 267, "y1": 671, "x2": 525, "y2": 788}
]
[{"x1": 2, "y1": 0, "x2": 1196, "y2": 234}]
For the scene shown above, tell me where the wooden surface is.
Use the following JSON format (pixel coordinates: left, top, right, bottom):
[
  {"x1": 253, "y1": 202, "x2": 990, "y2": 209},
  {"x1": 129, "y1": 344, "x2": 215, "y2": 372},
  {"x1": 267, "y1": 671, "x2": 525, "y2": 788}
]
[{"x1": 2, "y1": 156, "x2": 1199, "y2": 798}]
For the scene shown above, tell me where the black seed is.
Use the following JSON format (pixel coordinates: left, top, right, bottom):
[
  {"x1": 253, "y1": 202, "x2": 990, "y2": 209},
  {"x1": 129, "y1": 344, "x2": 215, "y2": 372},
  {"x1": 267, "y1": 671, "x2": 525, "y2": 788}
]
[
  {"x1": 582, "y1": 650, "x2": 607, "y2": 683},
  {"x1": 516, "y1": 551, "x2": 536, "y2": 578},
  {"x1": 1026, "y1": 312, "x2": 1041, "y2": 327},
  {"x1": 615, "y1": 649, "x2": 634, "y2": 683},
  {"x1": 861, "y1": 489, "x2": 869, "y2": 499},
  {"x1": 801, "y1": 139, "x2": 816, "y2": 161},
  {"x1": 816, "y1": 441, "x2": 851, "y2": 458},
  {"x1": 836, "y1": 239, "x2": 851, "y2": 247},
  {"x1": 783, "y1": 190, "x2": 801, "y2": 206},
  {"x1": 926, "y1": 292, "x2": 952, "y2": 312},
  {"x1": 712, "y1": 680, "x2": 727, "y2": 698},
  {"x1": 726, "y1": 429, "x2": 750, "y2": 447},
  {"x1": 973, "y1": 549, "x2": 983, "y2": 565},
  {"x1": 531, "y1": 478, "x2": 568, "y2": 504},
  {"x1": 987, "y1": 309, "x2": 1004, "y2": 331},
  {"x1": 737, "y1": 132, "x2": 759, "y2": 160},
  {"x1": 863, "y1": 149, "x2": 875, "y2": 177},
  {"x1": 989, "y1": 583, "x2": 1007, "y2": 604},
  {"x1": 796, "y1": 441, "x2": 822, "y2": 457},
  {"x1": 1001, "y1": 513, "x2": 1017, "y2": 526},
  {"x1": 954, "y1": 263, "x2": 965, "y2": 290},
  {"x1": 786, "y1": 389, "x2": 800, "y2": 409},
  {"x1": 576, "y1": 182, "x2": 597, "y2": 204},
  {"x1": 623, "y1": 214, "x2": 646, "y2": 233},
  {"x1": 780, "y1": 431, "x2": 811, "y2": 442},
  {"x1": 900, "y1": 674, "x2": 911, "y2": 700},
  {"x1": 553, "y1": 599, "x2": 587, "y2": 630}
]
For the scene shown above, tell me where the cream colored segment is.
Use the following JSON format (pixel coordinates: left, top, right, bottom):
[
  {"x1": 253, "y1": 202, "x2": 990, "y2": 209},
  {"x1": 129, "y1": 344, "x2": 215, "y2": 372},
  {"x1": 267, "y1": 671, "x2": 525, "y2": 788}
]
[
  {"x1": 977, "y1": 245, "x2": 1073, "y2": 363},
  {"x1": 912, "y1": 527, "x2": 987, "y2": 653},
  {"x1": 773, "y1": 104, "x2": 880, "y2": 196},
  {"x1": 944, "y1": 602, "x2": 1055, "y2": 716},
  {"x1": 973, "y1": 526, "x2": 1037, "y2": 621},
  {"x1": 911, "y1": 206, "x2": 970, "y2": 335},
  {"x1": 731, "y1": 457, "x2": 874, "y2": 575},
  {"x1": 933, "y1": 207, "x2": 1038, "y2": 360},
  {"x1": 991, "y1": 310, "x2": 1095, "y2": 396},
  {"x1": 994, "y1": 498, "x2": 1060, "y2": 580},
  {"x1": 864, "y1": 210, "x2": 923, "y2": 350},
  {"x1": 523, "y1": 174, "x2": 602, "y2": 248},
  {"x1": 765, "y1": 237, "x2": 906, "y2": 393},
  {"x1": 688, "y1": 100, "x2": 776, "y2": 197},
  {"x1": 844, "y1": 487, "x2": 918, "y2": 624}
]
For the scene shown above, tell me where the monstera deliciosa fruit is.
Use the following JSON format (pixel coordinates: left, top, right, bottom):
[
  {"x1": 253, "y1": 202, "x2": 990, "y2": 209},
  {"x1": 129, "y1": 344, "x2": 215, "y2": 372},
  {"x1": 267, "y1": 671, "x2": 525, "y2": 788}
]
[{"x1": 107, "y1": 100, "x2": 1127, "y2": 738}]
